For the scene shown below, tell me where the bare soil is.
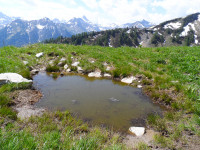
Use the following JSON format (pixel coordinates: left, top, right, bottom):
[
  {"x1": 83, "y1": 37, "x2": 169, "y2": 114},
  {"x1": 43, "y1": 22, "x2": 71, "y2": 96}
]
[{"x1": 12, "y1": 89, "x2": 45, "y2": 120}]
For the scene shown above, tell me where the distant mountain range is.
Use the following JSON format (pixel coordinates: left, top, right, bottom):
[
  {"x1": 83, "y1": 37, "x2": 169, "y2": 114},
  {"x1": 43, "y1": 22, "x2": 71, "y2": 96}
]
[
  {"x1": 0, "y1": 12, "x2": 154, "y2": 47},
  {"x1": 46, "y1": 13, "x2": 200, "y2": 48},
  {"x1": 0, "y1": 12, "x2": 20, "y2": 29}
]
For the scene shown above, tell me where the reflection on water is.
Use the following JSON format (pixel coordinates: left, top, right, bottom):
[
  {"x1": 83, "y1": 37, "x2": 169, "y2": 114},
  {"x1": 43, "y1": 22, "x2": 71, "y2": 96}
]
[{"x1": 33, "y1": 72, "x2": 162, "y2": 132}]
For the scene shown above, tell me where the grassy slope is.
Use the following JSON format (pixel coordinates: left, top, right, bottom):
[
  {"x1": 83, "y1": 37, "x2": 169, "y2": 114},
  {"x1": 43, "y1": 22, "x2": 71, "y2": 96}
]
[{"x1": 0, "y1": 44, "x2": 200, "y2": 149}]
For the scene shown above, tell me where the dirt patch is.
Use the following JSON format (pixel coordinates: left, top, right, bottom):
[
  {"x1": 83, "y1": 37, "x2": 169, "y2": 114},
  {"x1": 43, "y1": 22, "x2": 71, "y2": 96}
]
[{"x1": 12, "y1": 89, "x2": 45, "y2": 120}]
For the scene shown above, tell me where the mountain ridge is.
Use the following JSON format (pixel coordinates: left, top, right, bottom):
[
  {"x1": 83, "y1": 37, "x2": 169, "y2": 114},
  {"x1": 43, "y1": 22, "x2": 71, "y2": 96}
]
[{"x1": 45, "y1": 13, "x2": 200, "y2": 48}]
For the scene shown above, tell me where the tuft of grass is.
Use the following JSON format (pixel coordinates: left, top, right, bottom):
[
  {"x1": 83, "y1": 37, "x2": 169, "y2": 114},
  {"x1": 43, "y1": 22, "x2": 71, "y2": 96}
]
[
  {"x1": 143, "y1": 71, "x2": 153, "y2": 79},
  {"x1": 0, "y1": 130, "x2": 38, "y2": 150},
  {"x1": 147, "y1": 114, "x2": 167, "y2": 132},
  {"x1": 0, "y1": 107, "x2": 17, "y2": 120},
  {"x1": 0, "y1": 95, "x2": 11, "y2": 106},
  {"x1": 154, "y1": 134, "x2": 174, "y2": 148},
  {"x1": 112, "y1": 69, "x2": 121, "y2": 78},
  {"x1": 46, "y1": 65, "x2": 60, "y2": 72},
  {"x1": 135, "y1": 142, "x2": 150, "y2": 150},
  {"x1": 0, "y1": 82, "x2": 32, "y2": 94},
  {"x1": 0, "y1": 95, "x2": 16, "y2": 120}
]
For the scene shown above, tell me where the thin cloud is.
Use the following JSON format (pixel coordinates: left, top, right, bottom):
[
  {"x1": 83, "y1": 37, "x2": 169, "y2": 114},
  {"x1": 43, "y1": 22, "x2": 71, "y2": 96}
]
[{"x1": 0, "y1": 0, "x2": 199, "y2": 25}]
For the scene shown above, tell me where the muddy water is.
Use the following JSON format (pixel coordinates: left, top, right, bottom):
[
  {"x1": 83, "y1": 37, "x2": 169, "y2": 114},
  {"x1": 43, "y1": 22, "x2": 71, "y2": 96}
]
[{"x1": 33, "y1": 72, "x2": 162, "y2": 132}]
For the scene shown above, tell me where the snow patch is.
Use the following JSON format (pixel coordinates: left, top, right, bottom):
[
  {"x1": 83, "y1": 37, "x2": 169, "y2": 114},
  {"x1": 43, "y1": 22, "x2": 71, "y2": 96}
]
[
  {"x1": 108, "y1": 38, "x2": 112, "y2": 47},
  {"x1": 180, "y1": 23, "x2": 195, "y2": 36},
  {"x1": 37, "y1": 24, "x2": 45, "y2": 30},
  {"x1": 194, "y1": 35, "x2": 198, "y2": 44},
  {"x1": 126, "y1": 29, "x2": 131, "y2": 34},
  {"x1": 164, "y1": 22, "x2": 181, "y2": 29}
]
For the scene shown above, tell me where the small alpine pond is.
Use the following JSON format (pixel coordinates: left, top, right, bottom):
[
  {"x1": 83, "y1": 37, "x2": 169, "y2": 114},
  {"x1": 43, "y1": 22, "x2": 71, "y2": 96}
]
[{"x1": 33, "y1": 72, "x2": 162, "y2": 132}]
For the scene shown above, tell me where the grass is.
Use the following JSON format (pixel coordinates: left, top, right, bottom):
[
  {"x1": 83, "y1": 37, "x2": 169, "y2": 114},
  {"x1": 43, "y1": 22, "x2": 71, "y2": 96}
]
[
  {"x1": 0, "y1": 111, "x2": 126, "y2": 149},
  {"x1": 0, "y1": 95, "x2": 17, "y2": 120},
  {"x1": 0, "y1": 44, "x2": 200, "y2": 149}
]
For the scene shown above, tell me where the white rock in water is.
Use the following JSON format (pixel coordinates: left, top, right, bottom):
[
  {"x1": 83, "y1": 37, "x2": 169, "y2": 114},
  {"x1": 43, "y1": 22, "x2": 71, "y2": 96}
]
[
  {"x1": 121, "y1": 76, "x2": 136, "y2": 84},
  {"x1": 72, "y1": 61, "x2": 79, "y2": 67},
  {"x1": 23, "y1": 61, "x2": 28, "y2": 65},
  {"x1": 64, "y1": 64, "x2": 68, "y2": 69},
  {"x1": 137, "y1": 85, "x2": 142, "y2": 88},
  {"x1": 88, "y1": 72, "x2": 102, "y2": 78},
  {"x1": 104, "y1": 73, "x2": 111, "y2": 77},
  {"x1": 36, "y1": 52, "x2": 44, "y2": 58},
  {"x1": 0, "y1": 73, "x2": 32, "y2": 83},
  {"x1": 129, "y1": 127, "x2": 145, "y2": 136}
]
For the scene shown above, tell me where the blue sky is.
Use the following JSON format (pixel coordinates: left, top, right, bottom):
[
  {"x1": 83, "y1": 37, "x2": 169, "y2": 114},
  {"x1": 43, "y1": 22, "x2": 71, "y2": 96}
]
[{"x1": 0, "y1": 0, "x2": 199, "y2": 25}]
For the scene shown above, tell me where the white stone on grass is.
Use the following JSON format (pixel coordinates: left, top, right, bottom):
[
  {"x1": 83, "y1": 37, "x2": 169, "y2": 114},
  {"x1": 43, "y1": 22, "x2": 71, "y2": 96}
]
[
  {"x1": 23, "y1": 61, "x2": 28, "y2": 65},
  {"x1": 72, "y1": 61, "x2": 79, "y2": 67},
  {"x1": 36, "y1": 52, "x2": 44, "y2": 58},
  {"x1": 60, "y1": 58, "x2": 66, "y2": 62},
  {"x1": 103, "y1": 62, "x2": 108, "y2": 66},
  {"x1": 106, "y1": 66, "x2": 111, "y2": 71},
  {"x1": 137, "y1": 85, "x2": 142, "y2": 88},
  {"x1": 49, "y1": 60, "x2": 54, "y2": 65},
  {"x1": 88, "y1": 72, "x2": 102, "y2": 78},
  {"x1": 66, "y1": 69, "x2": 71, "y2": 72},
  {"x1": 104, "y1": 73, "x2": 111, "y2": 77},
  {"x1": 129, "y1": 127, "x2": 145, "y2": 136},
  {"x1": 64, "y1": 64, "x2": 68, "y2": 69},
  {"x1": 121, "y1": 76, "x2": 136, "y2": 84},
  {"x1": 0, "y1": 73, "x2": 32, "y2": 84},
  {"x1": 77, "y1": 66, "x2": 83, "y2": 71}
]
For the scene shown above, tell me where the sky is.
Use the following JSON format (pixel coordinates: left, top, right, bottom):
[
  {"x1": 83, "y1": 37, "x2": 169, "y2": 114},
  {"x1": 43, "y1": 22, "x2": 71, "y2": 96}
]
[{"x1": 0, "y1": 0, "x2": 200, "y2": 26}]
